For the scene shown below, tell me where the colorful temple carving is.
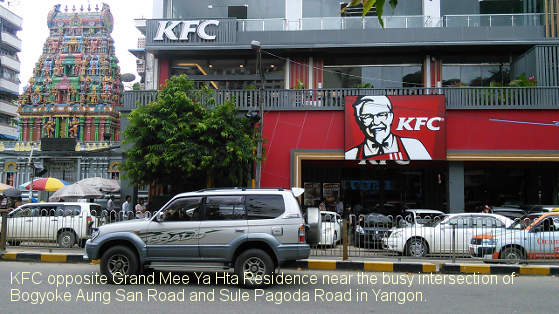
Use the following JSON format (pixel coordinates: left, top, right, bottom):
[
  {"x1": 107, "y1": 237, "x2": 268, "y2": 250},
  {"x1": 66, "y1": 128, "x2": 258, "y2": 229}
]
[{"x1": 17, "y1": 3, "x2": 122, "y2": 142}]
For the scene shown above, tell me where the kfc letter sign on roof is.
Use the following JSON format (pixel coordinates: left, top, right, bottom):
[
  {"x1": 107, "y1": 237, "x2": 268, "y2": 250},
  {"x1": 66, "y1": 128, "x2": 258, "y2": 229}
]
[{"x1": 345, "y1": 95, "x2": 446, "y2": 160}]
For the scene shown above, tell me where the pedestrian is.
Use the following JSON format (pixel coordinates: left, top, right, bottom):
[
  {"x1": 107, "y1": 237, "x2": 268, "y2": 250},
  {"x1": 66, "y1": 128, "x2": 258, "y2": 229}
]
[
  {"x1": 482, "y1": 205, "x2": 492, "y2": 214},
  {"x1": 121, "y1": 195, "x2": 132, "y2": 220},
  {"x1": 107, "y1": 195, "x2": 114, "y2": 210},
  {"x1": 135, "y1": 199, "x2": 146, "y2": 219},
  {"x1": 319, "y1": 200, "x2": 326, "y2": 211},
  {"x1": 336, "y1": 198, "x2": 344, "y2": 216}
]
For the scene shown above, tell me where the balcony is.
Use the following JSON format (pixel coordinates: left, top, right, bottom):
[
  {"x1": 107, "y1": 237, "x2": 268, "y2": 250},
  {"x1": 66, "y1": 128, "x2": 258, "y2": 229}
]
[
  {"x1": 0, "y1": 77, "x2": 19, "y2": 94},
  {"x1": 237, "y1": 13, "x2": 547, "y2": 32},
  {"x1": 121, "y1": 87, "x2": 559, "y2": 112},
  {"x1": 0, "y1": 55, "x2": 20, "y2": 72},
  {"x1": 0, "y1": 6, "x2": 22, "y2": 29},
  {"x1": 1, "y1": 31, "x2": 22, "y2": 51}
]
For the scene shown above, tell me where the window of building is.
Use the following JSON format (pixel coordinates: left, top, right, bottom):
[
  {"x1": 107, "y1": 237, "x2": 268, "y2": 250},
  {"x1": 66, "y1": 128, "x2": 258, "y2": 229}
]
[
  {"x1": 323, "y1": 64, "x2": 422, "y2": 89},
  {"x1": 228, "y1": 6, "x2": 247, "y2": 19},
  {"x1": 246, "y1": 195, "x2": 285, "y2": 219},
  {"x1": 442, "y1": 63, "x2": 511, "y2": 87}
]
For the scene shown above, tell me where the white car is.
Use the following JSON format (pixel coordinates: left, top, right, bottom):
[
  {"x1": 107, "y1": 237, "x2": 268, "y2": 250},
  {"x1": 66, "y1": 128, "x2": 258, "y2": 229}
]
[
  {"x1": 398, "y1": 209, "x2": 445, "y2": 227},
  {"x1": 319, "y1": 211, "x2": 341, "y2": 246},
  {"x1": 2, "y1": 202, "x2": 102, "y2": 248},
  {"x1": 384, "y1": 213, "x2": 513, "y2": 257}
]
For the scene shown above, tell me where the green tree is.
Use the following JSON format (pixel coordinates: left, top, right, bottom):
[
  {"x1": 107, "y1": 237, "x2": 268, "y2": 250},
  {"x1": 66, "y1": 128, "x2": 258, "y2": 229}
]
[
  {"x1": 122, "y1": 75, "x2": 260, "y2": 192},
  {"x1": 343, "y1": 0, "x2": 399, "y2": 27}
]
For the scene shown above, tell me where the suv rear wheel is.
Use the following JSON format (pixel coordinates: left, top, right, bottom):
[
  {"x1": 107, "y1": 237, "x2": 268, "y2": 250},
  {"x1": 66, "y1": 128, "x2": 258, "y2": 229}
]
[
  {"x1": 101, "y1": 246, "x2": 139, "y2": 284},
  {"x1": 234, "y1": 249, "x2": 274, "y2": 288}
]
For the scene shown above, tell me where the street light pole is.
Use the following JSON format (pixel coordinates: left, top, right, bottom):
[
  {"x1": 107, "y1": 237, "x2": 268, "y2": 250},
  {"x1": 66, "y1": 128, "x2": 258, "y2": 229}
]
[{"x1": 251, "y1": 40, "x2": 265, "y2": 188}]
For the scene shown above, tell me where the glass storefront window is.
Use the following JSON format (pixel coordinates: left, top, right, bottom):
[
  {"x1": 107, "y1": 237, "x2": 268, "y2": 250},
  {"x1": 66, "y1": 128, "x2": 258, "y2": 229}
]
[
  {"x1": 324, "y1": 65, "x2": 422, "y2": 89},
  {"x1": 442, "y1": 64, "x2": 511, "y2": 87}
]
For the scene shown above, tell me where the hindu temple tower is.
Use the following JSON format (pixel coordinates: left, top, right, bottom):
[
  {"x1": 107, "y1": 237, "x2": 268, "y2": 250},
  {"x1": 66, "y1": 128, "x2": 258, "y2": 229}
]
[{"x1": 17, "y1": 3, "x2": 122, "y2": 144}]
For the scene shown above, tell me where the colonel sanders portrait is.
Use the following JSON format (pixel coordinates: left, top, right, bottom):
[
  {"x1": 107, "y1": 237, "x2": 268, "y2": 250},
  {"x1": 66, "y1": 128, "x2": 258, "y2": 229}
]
[{"x1": 345, "y1": 96, "x2": 431, "y2": 160}]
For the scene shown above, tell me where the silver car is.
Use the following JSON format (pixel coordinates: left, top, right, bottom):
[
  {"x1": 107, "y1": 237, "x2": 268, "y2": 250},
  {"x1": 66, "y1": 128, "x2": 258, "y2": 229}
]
[{"x1": 85, "y1": 188, "x2": 310, "y2": 286}]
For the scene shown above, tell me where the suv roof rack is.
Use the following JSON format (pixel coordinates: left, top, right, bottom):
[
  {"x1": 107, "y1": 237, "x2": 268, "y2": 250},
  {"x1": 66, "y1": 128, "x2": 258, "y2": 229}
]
[{"x1": 195, "y1": 187, "x2": 285, "y2": 192}]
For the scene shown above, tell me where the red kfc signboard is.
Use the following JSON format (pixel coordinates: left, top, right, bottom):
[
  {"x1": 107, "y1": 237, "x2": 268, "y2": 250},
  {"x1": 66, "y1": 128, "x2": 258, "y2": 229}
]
[{"x1": 345, "y1": 95, "x2": 446, "y2": 160}]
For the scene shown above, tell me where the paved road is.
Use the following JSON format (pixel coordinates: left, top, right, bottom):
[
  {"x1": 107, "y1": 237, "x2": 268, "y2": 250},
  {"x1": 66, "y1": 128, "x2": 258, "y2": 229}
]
[{"x1": 1, "y1": 262, "x2": 558, "y2": 314}]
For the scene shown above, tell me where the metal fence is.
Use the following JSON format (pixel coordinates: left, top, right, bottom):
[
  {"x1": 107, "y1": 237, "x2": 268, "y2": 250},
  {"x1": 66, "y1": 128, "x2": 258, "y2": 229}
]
[
  {"x1": 309, "y1": 213, "x2": 559, "y2": 264},
  {"x1": 122, "y1": 87, "x2": 559, "y2": 112}
]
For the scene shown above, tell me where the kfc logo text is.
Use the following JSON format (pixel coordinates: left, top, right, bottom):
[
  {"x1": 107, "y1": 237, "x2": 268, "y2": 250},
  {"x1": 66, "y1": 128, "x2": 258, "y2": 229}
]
[
  {"x1": 396, "y1": 117, "x2": 443, "y2": 131},
  {"x1": 154, "y1": 20, "x2": 220, "y2": 41}
]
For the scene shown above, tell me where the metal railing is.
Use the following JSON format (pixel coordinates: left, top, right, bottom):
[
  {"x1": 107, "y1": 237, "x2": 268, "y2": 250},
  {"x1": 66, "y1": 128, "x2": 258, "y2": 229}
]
[
  {"x1": 308, "y1": 213, "x2": 559, "y2": 264},
  {"x1": 122, "y1": 87, "x2": 559, "y2": 111},
  {"x1": 237, "y1": 14, "x2": 547, "y2": 32}
]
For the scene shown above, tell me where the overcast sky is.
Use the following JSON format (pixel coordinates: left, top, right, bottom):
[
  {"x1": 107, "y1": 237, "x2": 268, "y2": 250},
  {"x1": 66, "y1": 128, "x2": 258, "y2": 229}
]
[{"x1": 5, "y1": 0, "x2": 152, "y2": 92}]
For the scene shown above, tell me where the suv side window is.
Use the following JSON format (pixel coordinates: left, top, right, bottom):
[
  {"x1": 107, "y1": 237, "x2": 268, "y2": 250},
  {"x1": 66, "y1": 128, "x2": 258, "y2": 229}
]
[
  {"x1": 39, "y1": 206, "x2": 57, "y2": 217},
  {"x1": 447, "y1": 216, "x2": 471, "y2": 228},
  {"x1": 204, "y1": 196, "x2": 245, "y2": 220},
  {"x1": 246, "y1": 194, "x2": 285, "y2": 219},
  {"x1": 164, "y1": 197, "x2": 202, "y2": 222},
  {"x1": 471, "y1": 216, "x2": 504, "y2": 228},
  {"x1": 90, "y1": 204, "x2": 103, "y2": 217}
]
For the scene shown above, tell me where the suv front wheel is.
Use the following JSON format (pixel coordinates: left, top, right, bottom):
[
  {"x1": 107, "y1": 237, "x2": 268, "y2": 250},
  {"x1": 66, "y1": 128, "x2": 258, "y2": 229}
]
[
  {"x1": 101, "y1": 246, "x2": 139, "y2": 284},
  {"x1": 234, "y1": 249, "x2": 274, "y2": 288}
]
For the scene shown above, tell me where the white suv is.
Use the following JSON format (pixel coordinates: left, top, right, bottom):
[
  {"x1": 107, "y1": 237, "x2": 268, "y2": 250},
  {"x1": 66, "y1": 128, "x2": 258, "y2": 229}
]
[{"x1": 3, "y1": 202, "x2": 102, "y2": 248}]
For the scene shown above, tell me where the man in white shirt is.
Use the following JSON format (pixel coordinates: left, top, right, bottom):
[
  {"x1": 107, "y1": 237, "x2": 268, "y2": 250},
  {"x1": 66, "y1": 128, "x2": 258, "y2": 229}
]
[
  {"x1": 345, "y1": 96, "x2": 431, "y2": 160},
  {"x1": 121, "y1": 195, "x2": 132, "y2": 220}
]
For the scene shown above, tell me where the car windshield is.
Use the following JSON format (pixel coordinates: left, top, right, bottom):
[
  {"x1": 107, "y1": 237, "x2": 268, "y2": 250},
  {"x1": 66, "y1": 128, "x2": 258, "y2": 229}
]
[{"x1": 508, "y1": 215, "x2": 540, "y2": 230}]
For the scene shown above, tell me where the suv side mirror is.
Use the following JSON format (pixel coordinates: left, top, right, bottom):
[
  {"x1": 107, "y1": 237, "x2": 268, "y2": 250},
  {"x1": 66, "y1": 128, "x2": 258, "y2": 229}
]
[{"x1": 155, "y1": 211, "x2": 165, "y2": 222}]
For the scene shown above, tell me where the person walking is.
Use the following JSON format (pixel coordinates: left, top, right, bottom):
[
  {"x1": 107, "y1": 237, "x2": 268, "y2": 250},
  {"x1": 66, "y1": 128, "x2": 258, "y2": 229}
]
[
  {"x1": 121, "y1": 196, "x2": 132, "y2": 220},
  {"x1": 135, "y1": 199, "x2": 146, "y2": 219}
]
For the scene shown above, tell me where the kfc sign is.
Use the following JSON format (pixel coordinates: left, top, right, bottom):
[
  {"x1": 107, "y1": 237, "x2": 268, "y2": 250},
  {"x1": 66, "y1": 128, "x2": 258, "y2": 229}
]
[
  {"x1": 345, "y1": 95, "x2": 446, "y2": 161},
  {"x1": 154, "y1": 20, "x2": 220, "y2": 41}
]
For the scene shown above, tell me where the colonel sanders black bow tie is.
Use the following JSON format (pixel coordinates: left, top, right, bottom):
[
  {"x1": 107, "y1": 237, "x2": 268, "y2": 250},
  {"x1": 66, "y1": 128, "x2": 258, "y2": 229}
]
[{"x1": 371, "y1": 141, "x2": 390, "y2": 155}]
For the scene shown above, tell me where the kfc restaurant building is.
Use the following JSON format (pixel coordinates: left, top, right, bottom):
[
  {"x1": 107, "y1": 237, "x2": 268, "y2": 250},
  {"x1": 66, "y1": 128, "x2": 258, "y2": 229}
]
[{"x1": 129, "y1": 2, "x2": 559, "y2": 214}]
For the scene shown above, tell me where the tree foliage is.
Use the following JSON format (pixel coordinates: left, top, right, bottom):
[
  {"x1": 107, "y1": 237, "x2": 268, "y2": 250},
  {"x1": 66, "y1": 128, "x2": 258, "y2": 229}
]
[
  {"x1": 343, "y1": 0, "x2": 399, "y2": 27},
  {"x1": 122, "y1": 75, "x2": 260, "y2": 192}
]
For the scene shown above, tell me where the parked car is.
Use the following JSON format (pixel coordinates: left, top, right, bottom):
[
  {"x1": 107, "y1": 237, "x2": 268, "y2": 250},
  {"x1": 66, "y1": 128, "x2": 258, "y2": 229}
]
[
  {"x1": 85, "y1": 188, "x2": 310, "y2": 286},
  {"x1": 397, "y1": 209, "x2": 445, "y2": 227},
  {"x1": 525, "y1": 205, "x2": 559, "y2": 214},
  {"x1": 469, "y1": 212, "x2": 559, "y2": 263},
  {"x1": 384, "y1": 213, "x2": 513, "y2": 257},
  {"x1": 490, "y1": 207, "x2": 526, "y2": 220},
  {"x1": 354, "y1": 213, "x2": 393, "y2": 249},
  {"x1": 2, "y1": 202, "x2": 102, "y2": 248},
  {"x1": 319, "y1": 211, "x2": 341, "y2": 246}
]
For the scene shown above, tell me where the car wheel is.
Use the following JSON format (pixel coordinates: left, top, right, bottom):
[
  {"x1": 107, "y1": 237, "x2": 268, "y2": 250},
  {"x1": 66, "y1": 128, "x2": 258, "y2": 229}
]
[
  {"x1": 406, "y1": 238, "x2": 428, "y2": 257},
  {"x1": 234, "y1": 249, "x2": 274, "y2": 288},
  {"x1": 501, "y1": 247, "x2": 524, "y2": 264},
  {"x1": 101, "y1": 246, "x2": 139, "y2": 284},
  {"x1": 57, "y1": 231, "x2": 76, "y2": 248}
]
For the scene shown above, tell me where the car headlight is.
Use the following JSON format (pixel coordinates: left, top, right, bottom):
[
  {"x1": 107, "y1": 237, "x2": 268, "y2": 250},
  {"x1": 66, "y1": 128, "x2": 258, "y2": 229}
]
[
  {"x1": 480, "y1": 238, "x2": 496, "y2": 246},
  {"x1": 90, "y1": 228, "x2": 100, "y2": 241},
  {"x1": 391, "y1": 231, "x2": 402, "y2": 238}
]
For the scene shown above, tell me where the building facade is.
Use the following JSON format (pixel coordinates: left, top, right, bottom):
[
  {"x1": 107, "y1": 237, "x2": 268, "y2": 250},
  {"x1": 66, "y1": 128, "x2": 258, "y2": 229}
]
[
  {"x1": 0, "y1": 4, "x2": 123, "y2": 199},
  {"x1": 0, "y1": 4, "x2": 22, "y2": 141},
  {"x1": 127, "y1": 0, "x2": 559, "y2": 213}
]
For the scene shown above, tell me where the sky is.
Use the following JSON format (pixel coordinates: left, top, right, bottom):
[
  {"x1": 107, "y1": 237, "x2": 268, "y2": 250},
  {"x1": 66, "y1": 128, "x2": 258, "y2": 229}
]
[{"x1": 4, "y1": 0, "x2": 153, "y2": 92}]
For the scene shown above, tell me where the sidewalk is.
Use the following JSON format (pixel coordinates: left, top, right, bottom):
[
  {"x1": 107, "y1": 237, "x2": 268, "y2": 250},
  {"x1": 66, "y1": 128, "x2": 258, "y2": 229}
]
[{"x1": 2, "y1": 247, "x2": 558, "y2": 276}]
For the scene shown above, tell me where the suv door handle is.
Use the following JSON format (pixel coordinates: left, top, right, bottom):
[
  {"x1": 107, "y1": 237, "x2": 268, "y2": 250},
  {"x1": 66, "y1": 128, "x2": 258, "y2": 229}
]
[
  {"x1": 25, "y1": 219, "x2": 32, "y2": 222},
  {"x1": 235, "y1": 229, "x2": 245, "y2": 233}
]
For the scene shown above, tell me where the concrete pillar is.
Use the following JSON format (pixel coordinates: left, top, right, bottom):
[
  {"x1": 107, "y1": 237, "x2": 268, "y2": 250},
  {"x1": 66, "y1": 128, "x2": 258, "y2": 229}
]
[{"x1": 448, "y1": 161, "x2": 465, "y2": 213}]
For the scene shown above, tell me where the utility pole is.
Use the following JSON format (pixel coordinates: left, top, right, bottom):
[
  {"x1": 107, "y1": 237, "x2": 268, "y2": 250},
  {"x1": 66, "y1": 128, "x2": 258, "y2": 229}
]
[{"x1": 251, "y1": 40, "x2": 265, "y2": 188}]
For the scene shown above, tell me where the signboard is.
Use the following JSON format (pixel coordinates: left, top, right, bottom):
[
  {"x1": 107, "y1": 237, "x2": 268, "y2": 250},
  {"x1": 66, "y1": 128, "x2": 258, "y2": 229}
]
[
  {"x1": 303, "y1": 182, "x2": 321, "y2": 206},
  {"x1": 345, "y1": 95, "x2": 446, "y2": 160},
  {"x1": 322, "y1": 183, "x2": 340, "y2": 204},
  {"x1": 146, "y1": 19, "x2": 237, "y2": 47},
  {"x1": 40, "y1": 137, "x2": 77, "y2": 151}
]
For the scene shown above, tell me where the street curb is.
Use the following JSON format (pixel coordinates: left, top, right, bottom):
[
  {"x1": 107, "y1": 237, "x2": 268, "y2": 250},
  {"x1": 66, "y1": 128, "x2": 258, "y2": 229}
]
[
  {"x1": 0, "y1": 252, "x2": 92, "y2": 264},
  {"x1": 286, "y1": 260, "x2": 437, "y2": 273},
  {"x1": 2, "y1": 253, "x2": 558, "y2": 276},
  {"x1": 440, "y1": 263, "x2": 559, "y2": 276}
]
